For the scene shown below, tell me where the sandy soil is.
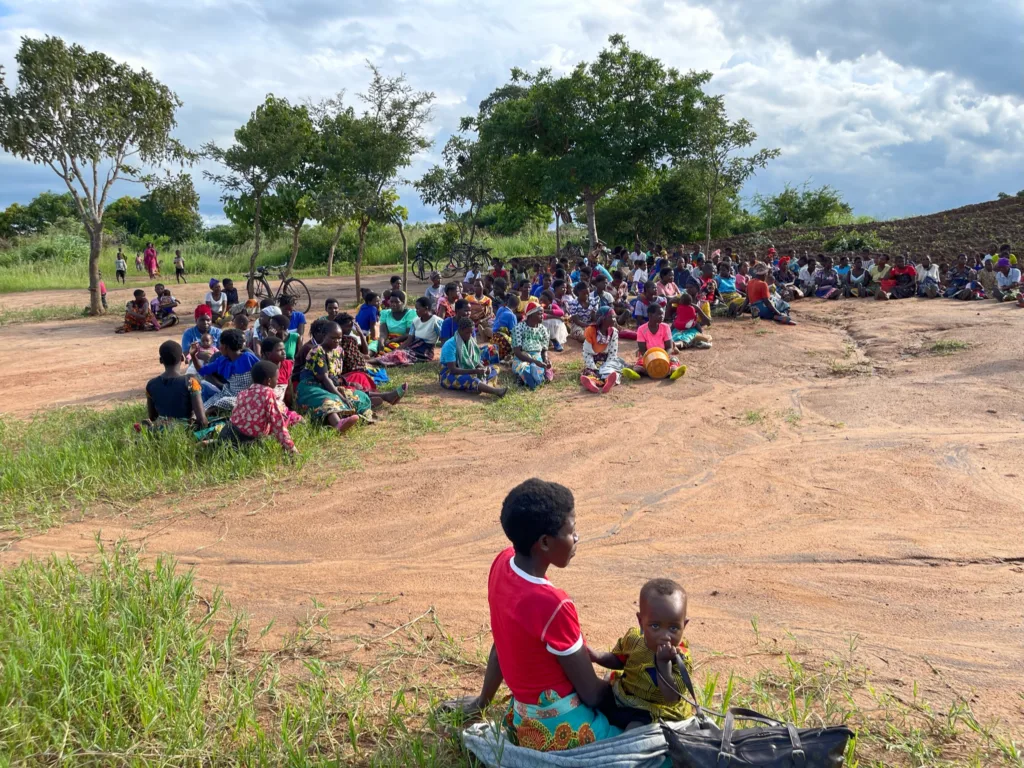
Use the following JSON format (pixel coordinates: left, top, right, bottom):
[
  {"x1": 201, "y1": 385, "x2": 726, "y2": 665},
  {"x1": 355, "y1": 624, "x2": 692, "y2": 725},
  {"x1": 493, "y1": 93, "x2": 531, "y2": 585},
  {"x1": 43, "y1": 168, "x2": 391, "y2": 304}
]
[{"x1": 2, "y1": 286, "x2": 1023, "y2": 728}]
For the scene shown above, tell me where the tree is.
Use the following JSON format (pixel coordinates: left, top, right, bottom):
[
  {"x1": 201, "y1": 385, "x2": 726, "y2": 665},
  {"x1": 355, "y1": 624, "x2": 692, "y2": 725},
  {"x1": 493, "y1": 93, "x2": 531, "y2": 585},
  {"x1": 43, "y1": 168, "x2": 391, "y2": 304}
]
[
  {"x1": 275, "y1": 181, "x2": 315, "y2": 276},
  {"x1": 0, "y1": 37, "x2": 189, "y2": 313},
  {"x1": 345, "y1": 66, "x2": 433, "y2": 297},
  {"x1": 104, "y1": 195, "x2": 143, "y2": 236},
  {"x1": 379, "y1": 189, "x2": 410, "y2": 287},
  {"x1": 203, "y1": 95, "x2": 313, "y2": 294},
  {"x1": 416, "y1": 134, "x2": 497, "y2": 246},
  {"x1": 138, "y1": 173, "x2": 203, "y2": 241},
  {"x1": 753, "y1": 183, "x2": 852, "y2": 229},
  {"x1": 690, "y1": 97, "x2": 780, "y2": 256},
  {"x1": 308, "y1": 96, "x2": 357, "y2": 277},
  {"x1": 478, "y1": 35, "x2": 710, "y2": 247}
]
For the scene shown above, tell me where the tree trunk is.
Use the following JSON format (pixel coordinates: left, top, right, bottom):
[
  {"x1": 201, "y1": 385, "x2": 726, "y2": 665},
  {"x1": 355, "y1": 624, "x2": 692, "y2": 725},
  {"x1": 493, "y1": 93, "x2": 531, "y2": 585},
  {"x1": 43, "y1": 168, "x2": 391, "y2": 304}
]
[
  {"x1": 584, "y1": 194, "x2": 598, "y2": 248},
  {"x1": 467, "y1": 203, "x2": 478, "y2": 248},
  {"x1": 88, "y1": 225, "x2": 103, "y2": 315},
  {"x1": 355, "y1": 217, "x2": 367, "y2": 300},
  {"x1": 285, "y1": 220, "x2": 303, "y2": 276},
  {"x1": 554, "y1": 206, "x2": 561, "y2": 256},
  {"x1": 398, "y1": 218, "x2": 408, "y2": 288},
  {"x1": 704, "y1": 192, "x2": 714, "y2": 258},
  {"x1": 248, "y1": 195, "x2": 263, "y2": 298},
  {"x1": 326, "y1": 222, "x2": 344, "y2": 278}
]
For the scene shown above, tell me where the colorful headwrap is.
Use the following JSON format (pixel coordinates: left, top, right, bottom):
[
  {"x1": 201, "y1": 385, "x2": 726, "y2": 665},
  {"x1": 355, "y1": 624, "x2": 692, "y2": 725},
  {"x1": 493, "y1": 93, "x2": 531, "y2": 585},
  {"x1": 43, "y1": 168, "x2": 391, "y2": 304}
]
[
  {"x1": 997, "y1": 257, "x2": 1011, "y2": 268},
  {"x1": 261, "y1": 305, "x2": 283, "y2": 317},
  {"x1": 194, "y1": 304, "x2": 212, "y2": 320},
  {"x1": 767, "y1": 247, "x2": 777, "y2": 255},
  {"x1": 208, "y1": 278, "x2": 219, "y2": 289},
  {"x1": 523, "y1": 300, "x2": 543, "y2": 317}
]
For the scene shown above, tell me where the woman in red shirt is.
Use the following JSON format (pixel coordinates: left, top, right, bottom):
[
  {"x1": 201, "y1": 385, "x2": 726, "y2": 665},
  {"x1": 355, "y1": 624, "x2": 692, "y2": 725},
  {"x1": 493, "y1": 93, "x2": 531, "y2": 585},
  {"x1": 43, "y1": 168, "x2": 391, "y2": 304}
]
[
  {"x1": 671, "y1": 292, "x2": 712, "y2": 349},
  {"x1": 450, "y1": 480, "x2": 621, "y2": 751}
]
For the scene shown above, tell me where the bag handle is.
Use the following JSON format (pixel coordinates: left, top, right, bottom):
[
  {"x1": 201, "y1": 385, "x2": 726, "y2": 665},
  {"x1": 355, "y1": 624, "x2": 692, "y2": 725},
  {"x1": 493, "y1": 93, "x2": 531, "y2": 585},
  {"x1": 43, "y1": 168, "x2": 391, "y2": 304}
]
[
  {"x1": 672, "y1": 653, "x2": 717, "y2": 723},
  {"x1": 719, "y1": 708, "x2": 805, "y2": 765}
]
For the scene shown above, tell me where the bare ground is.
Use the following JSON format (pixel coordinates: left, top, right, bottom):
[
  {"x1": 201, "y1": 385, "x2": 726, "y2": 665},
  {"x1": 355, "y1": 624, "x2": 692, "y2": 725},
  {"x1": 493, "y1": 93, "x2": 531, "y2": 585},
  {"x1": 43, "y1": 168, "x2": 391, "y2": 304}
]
[{"x1": 2, "y1": 282, "x2": 1023, "y2": 731}]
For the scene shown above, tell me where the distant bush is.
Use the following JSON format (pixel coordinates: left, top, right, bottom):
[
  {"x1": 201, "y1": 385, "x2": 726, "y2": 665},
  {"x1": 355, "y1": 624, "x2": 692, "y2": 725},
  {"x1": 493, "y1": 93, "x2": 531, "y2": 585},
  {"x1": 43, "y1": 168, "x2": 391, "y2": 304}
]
[{"x1": 823, "y1": 230, "x2": 891, "y2": 253}]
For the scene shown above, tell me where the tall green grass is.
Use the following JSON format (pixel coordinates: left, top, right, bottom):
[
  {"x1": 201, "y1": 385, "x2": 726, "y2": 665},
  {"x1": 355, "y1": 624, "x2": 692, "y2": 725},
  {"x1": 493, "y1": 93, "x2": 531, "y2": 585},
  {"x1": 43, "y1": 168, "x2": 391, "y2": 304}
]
[
  {"x1": 0, "y1": 225, "x2": 567, "y2": 293},
  {"x1": 0, "y1": 542, "x2": 470, "y2": 766}
]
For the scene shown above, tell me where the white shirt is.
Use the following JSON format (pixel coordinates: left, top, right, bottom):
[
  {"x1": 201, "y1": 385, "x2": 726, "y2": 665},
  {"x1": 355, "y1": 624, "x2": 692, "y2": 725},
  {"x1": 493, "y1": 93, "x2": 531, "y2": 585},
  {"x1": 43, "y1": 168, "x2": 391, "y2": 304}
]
[
  {"x1": 861, "y1": 258, "x2": 875, "y2": 271},
  {"x1": 464, "y1": 269, "x2": 478, "y2": 283},
  {"x1": 630, "y1": 251, "x2": 645, "y2": 263},
  {"x1": 632, "y1": 267, "x2": 648, "y2": 285},
  {"x1": 996, "y1": 269, "x2": 1021, "y2": 288},
  {"x1": 205, "y1": 292, "x2": 228, "y2": 313},
  {"x1": 916, "y1": 264, "x2": 940, "y2": 282},
  {"x1": 115, "y1": 258, "x2": 127, "y2": 271},
  {"x1": 798, "y1": 266, "x2": 813, "y2": 284}
]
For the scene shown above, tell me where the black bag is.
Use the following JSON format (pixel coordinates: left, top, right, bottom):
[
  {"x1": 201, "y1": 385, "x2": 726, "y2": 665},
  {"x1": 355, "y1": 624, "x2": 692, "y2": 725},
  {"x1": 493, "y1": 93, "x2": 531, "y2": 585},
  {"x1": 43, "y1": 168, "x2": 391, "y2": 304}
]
[{"x1": 663, "y1": 655, "x2": 854, "y2": 768}]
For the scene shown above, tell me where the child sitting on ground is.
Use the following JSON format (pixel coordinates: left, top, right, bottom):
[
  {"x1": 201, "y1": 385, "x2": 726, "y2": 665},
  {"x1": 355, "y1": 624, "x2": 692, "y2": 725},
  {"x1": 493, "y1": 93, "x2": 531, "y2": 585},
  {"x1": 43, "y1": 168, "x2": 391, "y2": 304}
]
[
  {"x1": 589, "y1": 578, "x2": 694, "y2": 728},
  {"x1": 218, "y1": 360, "x2": 300, "y2": 455}
]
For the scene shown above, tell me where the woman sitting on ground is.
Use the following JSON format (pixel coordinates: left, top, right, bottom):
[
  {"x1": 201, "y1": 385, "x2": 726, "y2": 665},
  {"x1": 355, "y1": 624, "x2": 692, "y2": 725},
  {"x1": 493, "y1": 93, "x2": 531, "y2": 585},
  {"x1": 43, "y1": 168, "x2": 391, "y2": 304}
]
[
  {"x1": 294, "y1": 321, "x2": 406, "y2": 433},
  {"x1": 117, "y1": 289, "x2": 161, "y2": 333},
  {"x1": 632, "y1": 303, "x2": 685, "y2": 380},
  {"x1": 337, "y1": 312, "x2": 385, "y2": 392},
  {"x1": 713, "y1": 262, "x2": 746, "y2": 316},
  {"x1": 450, "y1": 479, "x2": 621, "y2": 750},
  {"x1": 511, "y1": 301, "x2": 554, "y2": 389},
  {"x1": 376, "y1": 290, "x2": 417, "y2": 356},
  {"x1": 490, "y1": 294, "x2": 520, "y2": 361},
  {"x1": 438, "y1": 316, "x2": 507, "y2": 398},
  {"x1": 845, "y1": 257, "x2": 872, "y2": 298},
  {"x1": 137, "y1": 340, "x2": 213, "y2": 436},
  {"x1": 375, "y1": 296, "x2": 443, "y2": 366},
  {"x1": 466, "y1": 278, "x2": 495, "y2": 340},
  {"x1": 944, "y1": 254, "x2": 984, "y2": 300},
  {"x1": 812, "y1": 256, "x2": 841, "y2": 300},
  {"x1": 205, "y1": 279, "x2": 230, "y2": 326},
  {"x1": 580, "y1": 306, "x2": 628, "y2": 394},
  {"x1": 198, "y1": 329, "x2": 261, "y2": 412},
  {"x1": 538, "y1": 290, "x2": 568, "y2": 352}
]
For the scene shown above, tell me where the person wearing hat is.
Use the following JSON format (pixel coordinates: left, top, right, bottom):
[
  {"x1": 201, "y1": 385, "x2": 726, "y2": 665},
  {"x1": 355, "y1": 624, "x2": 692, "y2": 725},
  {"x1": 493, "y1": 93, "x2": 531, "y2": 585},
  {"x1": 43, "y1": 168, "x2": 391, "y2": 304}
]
[
  {"x1": 510, "y1": 301, "x2": 554, "y2": 389},
  {"x1": 181, "y1": 304, "x2": 223, "y2": 351}
]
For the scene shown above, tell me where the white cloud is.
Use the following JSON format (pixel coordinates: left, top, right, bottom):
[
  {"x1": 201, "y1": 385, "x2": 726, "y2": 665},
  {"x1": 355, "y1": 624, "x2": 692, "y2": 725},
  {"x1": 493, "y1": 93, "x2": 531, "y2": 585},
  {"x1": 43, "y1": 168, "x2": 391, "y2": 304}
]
[{"x1": 1, "y1": 0, "x2": 1022, "y2": 222}]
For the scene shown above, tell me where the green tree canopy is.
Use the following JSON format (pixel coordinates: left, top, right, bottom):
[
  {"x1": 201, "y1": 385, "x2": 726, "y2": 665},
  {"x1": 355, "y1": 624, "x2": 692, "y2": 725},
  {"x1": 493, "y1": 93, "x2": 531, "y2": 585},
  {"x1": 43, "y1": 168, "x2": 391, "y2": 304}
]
[
  {"x1": 477, "y1": 35, "x2": 710, "y2": 247},
  {"x1": 754, "y1": 183, "x2": 852, "y2": 229},
  {"x1": 0, "y1": 36, "x2": 190, "y2": 312},
  {"x1": 203, "y1": 95, "x2": 314, "y2": 290}
]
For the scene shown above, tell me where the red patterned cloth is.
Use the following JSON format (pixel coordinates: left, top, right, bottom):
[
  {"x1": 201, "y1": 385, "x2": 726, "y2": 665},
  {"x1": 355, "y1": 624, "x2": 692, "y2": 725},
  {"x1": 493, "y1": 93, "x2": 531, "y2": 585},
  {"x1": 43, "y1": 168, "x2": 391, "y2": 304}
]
[{"x1": 229, "y1": 384, "x2": 300, "y2": 452}]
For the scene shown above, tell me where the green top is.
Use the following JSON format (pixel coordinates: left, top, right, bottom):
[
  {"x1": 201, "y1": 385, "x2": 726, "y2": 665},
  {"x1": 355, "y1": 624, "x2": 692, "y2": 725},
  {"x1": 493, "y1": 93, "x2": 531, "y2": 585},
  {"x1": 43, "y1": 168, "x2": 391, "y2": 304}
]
[{"x1": 380, "y1": 308, "x2": 416, "y2": 338}]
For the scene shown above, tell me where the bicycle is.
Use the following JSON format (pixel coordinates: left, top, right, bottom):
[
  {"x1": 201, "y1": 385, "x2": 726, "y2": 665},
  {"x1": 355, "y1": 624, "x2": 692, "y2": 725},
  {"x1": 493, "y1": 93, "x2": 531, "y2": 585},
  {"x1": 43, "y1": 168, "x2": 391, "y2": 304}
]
[
  {"x1": 412, "y1": 243, "x2": 435, "y2": 281},
  {"x1": 245, "y1": 264, "x2": 311, "y2": 314}
]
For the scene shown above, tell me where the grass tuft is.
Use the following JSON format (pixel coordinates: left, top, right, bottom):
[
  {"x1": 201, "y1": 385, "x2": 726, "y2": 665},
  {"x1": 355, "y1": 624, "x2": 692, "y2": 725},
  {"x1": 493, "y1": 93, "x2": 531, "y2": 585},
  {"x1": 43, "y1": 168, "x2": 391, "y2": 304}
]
[
  {"x1": 930, "y1": 339, "x2": 970, "y2": 356},
  {"x1": 0, "y1": 305, "x2": 88, "y2": 326}
]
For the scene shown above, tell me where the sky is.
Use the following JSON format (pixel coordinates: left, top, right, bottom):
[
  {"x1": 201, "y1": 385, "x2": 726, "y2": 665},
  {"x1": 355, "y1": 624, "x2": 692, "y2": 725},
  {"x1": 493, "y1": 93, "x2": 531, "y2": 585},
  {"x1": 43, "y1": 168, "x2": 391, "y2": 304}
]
[{"x1": 1, "y1": 0, "x2": 1022, "y2": 227}]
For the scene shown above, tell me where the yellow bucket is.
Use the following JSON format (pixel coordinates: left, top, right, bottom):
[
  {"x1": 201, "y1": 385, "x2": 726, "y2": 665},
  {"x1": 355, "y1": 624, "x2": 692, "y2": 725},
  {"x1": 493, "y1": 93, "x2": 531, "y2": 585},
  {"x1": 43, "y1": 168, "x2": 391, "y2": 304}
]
[{"x1": 643, "y1": 348, "x2": 671, "y2": 379}]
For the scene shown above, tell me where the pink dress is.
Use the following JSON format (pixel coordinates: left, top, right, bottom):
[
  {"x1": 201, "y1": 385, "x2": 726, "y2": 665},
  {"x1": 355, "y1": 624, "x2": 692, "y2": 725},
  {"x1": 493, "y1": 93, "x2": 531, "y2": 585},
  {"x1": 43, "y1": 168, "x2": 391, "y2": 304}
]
[{"x1": 144, "y1": 247, "x2": 159, "y2": 277}]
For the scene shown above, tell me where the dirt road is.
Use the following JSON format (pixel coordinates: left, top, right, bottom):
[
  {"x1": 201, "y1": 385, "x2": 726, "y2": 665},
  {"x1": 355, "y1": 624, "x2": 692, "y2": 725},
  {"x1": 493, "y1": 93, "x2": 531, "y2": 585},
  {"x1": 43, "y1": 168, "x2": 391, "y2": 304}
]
[{"x1": 2, "y1": 288, "x2": 1023, "y2": 726}]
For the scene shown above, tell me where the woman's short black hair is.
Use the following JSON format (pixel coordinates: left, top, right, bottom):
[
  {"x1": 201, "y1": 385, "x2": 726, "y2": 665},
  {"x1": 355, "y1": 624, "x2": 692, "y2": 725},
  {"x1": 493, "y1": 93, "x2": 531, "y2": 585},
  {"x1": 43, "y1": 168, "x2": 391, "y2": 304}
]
[
  {"x1": 270, "y1": 315, "x2": 289, "y2": 330},
  {"x1": 363, "y1": 291, "x2": 378, "y2": 304},
  {"x1": 261, "y1": 336, "x2": 283, "y2": 356},
  {"x1": 252, "y1": 360, "x2": 277, "y2": 386},
  {"x1": 309, "y1": 318, "x2": 330, "y2": 341},
  {"x1": 415, "y1": 296, "x2": 432, "y2": 310},
  {"x1": 500, "y1": 479, "x2": 575, "y2": 556},
  {"x1": 457, "y1": 316, "x2": 474, "y2": 333},
  {"x1": 159, "y1": 340, "x2": 183, "y2": 366},
  {"x1": 278, "y1": 294, "x2": 296, "y2": 309},
  {"x1": 325, "y1": 297, "x2": 339, "y2": 309},
  {"x1": 660, "y1": 267, "x2": 673, "y2": 279},
  {"x1": 220, "y1": 329, "x2": 245, "y2": 352}
]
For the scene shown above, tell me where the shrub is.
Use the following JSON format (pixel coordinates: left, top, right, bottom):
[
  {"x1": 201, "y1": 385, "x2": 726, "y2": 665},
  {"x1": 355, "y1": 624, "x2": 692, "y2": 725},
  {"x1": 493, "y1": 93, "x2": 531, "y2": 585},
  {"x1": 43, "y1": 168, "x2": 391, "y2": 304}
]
[{"x1": 823, "y1": 230, "x2": 891, "y2": 253}]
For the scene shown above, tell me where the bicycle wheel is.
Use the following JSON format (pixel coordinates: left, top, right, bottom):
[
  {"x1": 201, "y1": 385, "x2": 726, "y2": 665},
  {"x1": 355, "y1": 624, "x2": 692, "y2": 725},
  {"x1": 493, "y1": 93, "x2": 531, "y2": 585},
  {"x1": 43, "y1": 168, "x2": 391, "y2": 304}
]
[
  {"x1": 413, "y1": 255, "x2": 433, "y2": 281},
  {"x1": 440, "y1": 254, "x2": 460, "y2": 279},
  {"x1": 247, "y1": 276, "x2": 274, "y2": 304},
  {"x1": 281, "y1": 278, "x2": 311, "y2": 314}
]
